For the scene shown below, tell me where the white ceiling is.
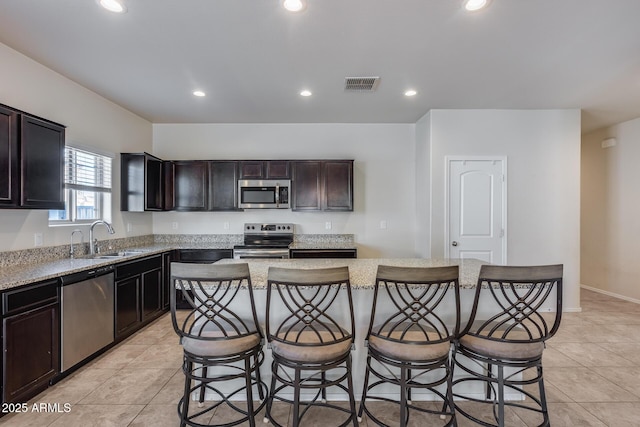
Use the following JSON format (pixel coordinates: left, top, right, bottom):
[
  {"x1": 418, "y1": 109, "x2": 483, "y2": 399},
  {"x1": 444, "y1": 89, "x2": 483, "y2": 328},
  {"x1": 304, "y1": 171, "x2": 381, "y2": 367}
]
[{"x1": 1, "y1": 0, "x2": 640, "y2": 133}]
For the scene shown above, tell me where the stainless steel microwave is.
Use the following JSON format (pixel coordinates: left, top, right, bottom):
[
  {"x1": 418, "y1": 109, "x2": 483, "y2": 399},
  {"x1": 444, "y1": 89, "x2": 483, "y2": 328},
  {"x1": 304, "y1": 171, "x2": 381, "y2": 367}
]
[{"x1": 237, "y1": 180, "x2": 290, "y2": 209}]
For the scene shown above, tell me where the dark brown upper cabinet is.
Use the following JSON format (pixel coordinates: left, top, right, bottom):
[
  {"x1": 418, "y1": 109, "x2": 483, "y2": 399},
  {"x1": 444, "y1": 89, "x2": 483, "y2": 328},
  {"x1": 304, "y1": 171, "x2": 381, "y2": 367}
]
[
  {"x1": 291, "y1": 160, "x2": 353, "y2": 212},
  {"x1": 209, "y1": 161, "x2": 240, "y2": 210},
  {"x1": 239, "y1": 160, "x2": 290, "y2": 180},
  {"x1": 120, "y1": 152, "x2": 164, "y2": 211},
  {"x1": 0, "y1": 105, "x2": 19, "y2": 207},
  {"x1": 163, "y1": 160, "x2": 240, "y2": 211},
  {"x1": 0, "y1": 104, "x2": 65, "y2": 210},
  {"x1": 291, "y1": 161, "x2": 322, "y2": 211},
  {"x1": 324, "y1": 160, "x2": 354, "y2": 211},
  {"x1": 169, "y1": 160, "x2": 209, "y2": 211}
]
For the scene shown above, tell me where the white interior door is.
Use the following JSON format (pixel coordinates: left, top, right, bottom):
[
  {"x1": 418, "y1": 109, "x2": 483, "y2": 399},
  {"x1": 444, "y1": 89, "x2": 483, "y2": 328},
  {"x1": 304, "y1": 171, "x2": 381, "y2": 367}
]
[{"x1": 447, "y1": 157, "x2": 506, "y2": 264}]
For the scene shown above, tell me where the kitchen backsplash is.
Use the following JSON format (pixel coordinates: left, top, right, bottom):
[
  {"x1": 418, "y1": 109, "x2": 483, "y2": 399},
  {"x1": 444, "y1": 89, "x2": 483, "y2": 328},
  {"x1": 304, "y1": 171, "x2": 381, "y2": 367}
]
[
  {"x1": 0, "y1": 235, "x2": 155, "y2": 269},
  {"x1": 0, "y1": 233, "x2": 355, "y2": 269},
  {"x1": 294, "y1": 234, "x2": 355, "y2": 244}
]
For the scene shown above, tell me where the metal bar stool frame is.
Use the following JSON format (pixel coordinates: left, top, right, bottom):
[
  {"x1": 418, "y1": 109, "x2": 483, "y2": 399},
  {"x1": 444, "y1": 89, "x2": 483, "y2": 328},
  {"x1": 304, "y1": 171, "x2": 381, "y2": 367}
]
[
  {"x1": 451, "y1": 264, "x2": 563, "y2": 427},
  {"x1": 264, "y1": 266, "x2": 358, "y2": 427},
  {"x1": 358, "y1": 265, "x2": 461, "y2": 427},
  {"x1": 170, "y1": 262, "x2": 268, "y2": 427}
]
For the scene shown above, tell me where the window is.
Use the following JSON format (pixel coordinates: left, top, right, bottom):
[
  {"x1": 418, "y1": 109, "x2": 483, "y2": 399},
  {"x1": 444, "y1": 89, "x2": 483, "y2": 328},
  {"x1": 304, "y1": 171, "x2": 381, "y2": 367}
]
[{"x1": 49, "y1": 146, "x2": 112, "y2": 225}]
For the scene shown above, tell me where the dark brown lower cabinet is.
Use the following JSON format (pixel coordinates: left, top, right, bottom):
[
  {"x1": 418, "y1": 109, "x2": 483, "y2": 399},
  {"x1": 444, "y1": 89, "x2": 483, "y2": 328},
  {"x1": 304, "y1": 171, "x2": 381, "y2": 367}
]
[
  {"x1": 1, "y1": 280, "x2": 59, "y2": 404},
  {"x1": 290, "y1": 249, "x2": 357, "y2": 259},
  {"x1": 172, "y1": 249, "x2": 233, "y2": 309},
  {"x1": 115, "y1": 276, "x2": 140, "y2": 338},
  {"x1": 115, "y1": 254, "x2": 166, "y2": 340},
  {"x1": 141, "y1": 268, "x2": 162, "y2": 321}
]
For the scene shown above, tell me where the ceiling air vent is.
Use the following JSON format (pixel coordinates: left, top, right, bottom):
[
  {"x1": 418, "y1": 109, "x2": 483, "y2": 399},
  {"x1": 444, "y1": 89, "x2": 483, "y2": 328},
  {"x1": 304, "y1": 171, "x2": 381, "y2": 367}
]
[{"x1": 344, "y1": 76, "x2": 380, "y2": 92}]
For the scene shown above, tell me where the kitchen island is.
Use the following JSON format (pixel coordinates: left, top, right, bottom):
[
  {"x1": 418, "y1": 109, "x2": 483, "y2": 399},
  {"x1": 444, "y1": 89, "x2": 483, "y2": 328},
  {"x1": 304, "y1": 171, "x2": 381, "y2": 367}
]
[{"x1": 201, "y1": 257, "x2": 495, "y2": 401}]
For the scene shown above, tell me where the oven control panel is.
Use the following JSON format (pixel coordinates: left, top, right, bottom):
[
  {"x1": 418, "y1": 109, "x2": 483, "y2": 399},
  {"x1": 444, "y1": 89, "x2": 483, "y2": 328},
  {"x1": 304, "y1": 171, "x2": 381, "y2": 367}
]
[{"x1": 244, "y1": 223, "x2": 294, "y2": 234}]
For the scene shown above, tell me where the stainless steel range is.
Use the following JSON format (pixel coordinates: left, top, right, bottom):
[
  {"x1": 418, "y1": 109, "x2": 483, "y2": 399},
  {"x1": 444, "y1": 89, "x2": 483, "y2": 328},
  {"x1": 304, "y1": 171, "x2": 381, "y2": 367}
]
[{"x1": 233, "y1": 223, "x2": 294, "y2": 259}]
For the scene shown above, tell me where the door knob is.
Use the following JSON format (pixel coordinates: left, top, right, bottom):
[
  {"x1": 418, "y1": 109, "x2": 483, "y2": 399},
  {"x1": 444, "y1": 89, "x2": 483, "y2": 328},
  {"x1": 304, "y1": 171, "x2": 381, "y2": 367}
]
[{"x1": 452, "y1": 241, "x2": 458, "y2": 246}]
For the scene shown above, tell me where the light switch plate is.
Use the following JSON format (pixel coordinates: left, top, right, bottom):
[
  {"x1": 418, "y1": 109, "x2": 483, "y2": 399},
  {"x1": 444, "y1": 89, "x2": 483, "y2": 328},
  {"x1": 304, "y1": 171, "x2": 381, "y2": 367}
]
[{"x1": 325, "y1": 221, "x2": 332, "y2": 230}]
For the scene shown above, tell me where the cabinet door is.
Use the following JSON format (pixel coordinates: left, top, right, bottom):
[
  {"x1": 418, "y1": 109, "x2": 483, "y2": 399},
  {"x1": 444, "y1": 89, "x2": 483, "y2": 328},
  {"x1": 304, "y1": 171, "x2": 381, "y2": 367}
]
[
  {"x1": 239, "y1": 161, "x2": 265, "y2": 179},
  {"x1": 292, "y1": 161, "x2": 322, "y2": 211},
  {"x1": 115, "y1": 276, "x2": 140, "y2": 338},
  {"x1": 209, "y1": 161, "x2": 238, "y2": 210},
  {"x1": 324, "y1": 161, "x2": 353, "y2": 211},
  {"x1": 0, "y1": 106, "x2": 18, "y2": 207},
  {"x1": 145, "y1": 155, "x2": 164, "y2": 210},
  {"x1": 3, "y1": 303, "x2": 59, "y2": 404},
  {"x1": 266, "y1": 161, "x2": 290, "y2": 179},
  {"x1": 120, "y1": 153, "x2": 145, "y2": 212},
  {"x1": 20, "y1": 115, "x2": 65, "y2": 209},
  {"x1": 172, "y1": 161, "x2": 208, "y2": 211},
  {"x1": 120, "y1": 153, "x2": 163, "y2": 212},
  {"x1": 141, "y1": 268, "x2": 162, "y2": 321},
  {"x1": 162, "y1": 252, "x2": 173, "y2": 310}
]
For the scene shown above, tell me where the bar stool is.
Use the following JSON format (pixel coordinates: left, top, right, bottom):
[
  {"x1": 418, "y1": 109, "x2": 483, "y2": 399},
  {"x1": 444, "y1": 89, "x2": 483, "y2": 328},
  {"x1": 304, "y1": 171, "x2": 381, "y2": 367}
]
[
  {"x1": 264, "y1": 266, "x2": 358, "y2": 427},
  {"x1": 170, "y1": 262, "x2": 267, "y2": 427},
  {"x1": 451, "y1": 264, "x2": 563, "y2": 427},
  {"x1": 358, "y1": 265, "x2": 461, "y2": 427}
]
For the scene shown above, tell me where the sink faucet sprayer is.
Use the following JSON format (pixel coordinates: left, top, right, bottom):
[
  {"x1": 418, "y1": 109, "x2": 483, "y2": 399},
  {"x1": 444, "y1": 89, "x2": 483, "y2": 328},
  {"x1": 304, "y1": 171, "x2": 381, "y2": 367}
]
[{"x1": 89, "y1": 220, "x2": 115, "y2": 256}]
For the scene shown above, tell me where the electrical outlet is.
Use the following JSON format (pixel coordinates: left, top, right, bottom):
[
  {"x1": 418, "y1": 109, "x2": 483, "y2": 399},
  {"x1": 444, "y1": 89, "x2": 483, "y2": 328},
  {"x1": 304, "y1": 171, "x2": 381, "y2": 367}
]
[
  {"x1": 325, "y1": 221, "x2": 332, "y2": 230},
  {"x1": 172, "y1": 222, "x2": 178, "y2": 230},
  {"x1": 223, "y1": 222, "x2": 230, "y2": 230},
  {"x1": 380, "y1": 220, "x2": 387, "y2": 229},
  {"x1": 34, "y1": 233, "x2": 43, "y2": 247},
  {"x1": 126, "y1": 223, "x2": 132, "y2": 232}
]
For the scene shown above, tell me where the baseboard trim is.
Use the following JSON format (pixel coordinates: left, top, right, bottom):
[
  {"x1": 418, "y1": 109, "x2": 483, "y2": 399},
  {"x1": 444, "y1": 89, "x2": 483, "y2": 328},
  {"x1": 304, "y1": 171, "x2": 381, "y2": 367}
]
[{"x1": 581, "y1": 284, "x2": 640, "y2": 305}]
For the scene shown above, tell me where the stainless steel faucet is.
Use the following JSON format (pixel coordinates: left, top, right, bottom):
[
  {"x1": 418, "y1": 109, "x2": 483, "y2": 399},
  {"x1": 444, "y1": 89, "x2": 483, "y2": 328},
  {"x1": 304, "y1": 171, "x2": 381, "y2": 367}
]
[
  {"x1": 89, "y1": 220, "x2": 115, "y2": 256},
  {"x1": 70, "y1": 229, "x2": 84, "y2": 258}
]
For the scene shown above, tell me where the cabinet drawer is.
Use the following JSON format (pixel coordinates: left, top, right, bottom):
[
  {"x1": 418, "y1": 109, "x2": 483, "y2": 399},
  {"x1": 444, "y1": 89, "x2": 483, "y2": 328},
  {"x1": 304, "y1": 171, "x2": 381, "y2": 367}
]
[
  {"x1": 115, "y1": 255, "x2": 163, "y2": 280},
  {"x1": 290, "y1": 249, "x2": 357, "y2": 259},
  {"x1": 2, "y1": 280, "x2": 59, "y2": 317},
  {"x1": 176, "y1": 249, "x2": 232, "y2": 263}
]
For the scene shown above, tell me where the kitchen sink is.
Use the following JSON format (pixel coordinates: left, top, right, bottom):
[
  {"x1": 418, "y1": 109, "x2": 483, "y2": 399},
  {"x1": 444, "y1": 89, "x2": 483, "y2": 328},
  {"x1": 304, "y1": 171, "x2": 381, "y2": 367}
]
[{"x1": 92, "y1": 249, "x2": 147, "y2": 259}]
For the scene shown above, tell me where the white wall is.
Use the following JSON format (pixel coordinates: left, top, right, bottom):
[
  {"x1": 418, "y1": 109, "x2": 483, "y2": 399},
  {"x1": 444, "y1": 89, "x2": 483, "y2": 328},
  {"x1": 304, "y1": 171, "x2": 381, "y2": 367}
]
[
  {"x1": 582, "y1": 118, "x2": 640, "y2": 302},
  {"x1": 417, "y1": 109, "x2": 582, "y2": 311},
  {"x1": 0, "y1": 42, "x2": 153, "y2": 252},
  {"x1": 152, "y1": 123, "x2": 416, "y2": 258},
  {"x1": 414, "y1": 112, "x2": 431, "y2": 258}
]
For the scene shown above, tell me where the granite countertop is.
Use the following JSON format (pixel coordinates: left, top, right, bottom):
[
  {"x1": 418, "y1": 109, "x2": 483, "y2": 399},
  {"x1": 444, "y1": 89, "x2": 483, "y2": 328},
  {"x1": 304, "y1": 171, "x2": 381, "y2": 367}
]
[
  {"x1": 0, "y1": 245, "x2": 173, "y2": 291},
  {"x1": 0, "y1": 237, "x2": 359, "y2": 291},
  {"x1": 215, "y1": 258, "x2": 485, "y2": 289}
]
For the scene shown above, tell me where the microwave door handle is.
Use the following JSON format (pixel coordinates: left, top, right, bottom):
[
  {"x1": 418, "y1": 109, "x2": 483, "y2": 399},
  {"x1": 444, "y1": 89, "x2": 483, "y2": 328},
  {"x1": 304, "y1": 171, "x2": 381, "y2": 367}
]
[{"x1": 275, "y1": 183, "x2": 280, "y2": 207}]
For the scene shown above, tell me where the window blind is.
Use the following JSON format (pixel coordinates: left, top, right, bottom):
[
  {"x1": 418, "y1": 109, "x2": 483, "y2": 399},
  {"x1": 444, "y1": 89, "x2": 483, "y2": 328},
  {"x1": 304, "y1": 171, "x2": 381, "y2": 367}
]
[{"x1": 64, "y1": 146, "x2": 112, "y2": 192}]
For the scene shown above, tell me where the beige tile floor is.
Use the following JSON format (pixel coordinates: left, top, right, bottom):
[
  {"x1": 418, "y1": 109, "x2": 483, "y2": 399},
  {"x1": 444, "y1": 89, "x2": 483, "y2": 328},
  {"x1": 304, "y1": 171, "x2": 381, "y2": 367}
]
[{"x1": 1, "y1": 288, "x2": 639, "y2": 426}]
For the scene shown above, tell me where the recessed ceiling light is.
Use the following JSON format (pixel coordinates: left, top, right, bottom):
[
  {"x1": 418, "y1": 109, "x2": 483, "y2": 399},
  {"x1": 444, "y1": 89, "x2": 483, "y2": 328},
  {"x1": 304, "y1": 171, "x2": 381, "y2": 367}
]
[
  {"x1": 283, "y1": 0, "x2": 306, "y2": 12},
  {"x1": 463, "y1": 0, "x2": 490, "y2": 11},
  {"x1": 300, "y1": 90, "x2": 312, "y2": 97},
  {"x1": 404, "y1": 90, "x2": 417, "y2": 97},
  {"x1": 98, "y1": 0, "x2": 127, "y2": 13},
  {"x1": 193, "y1": 90, "x2": 206, "y2": 97}
]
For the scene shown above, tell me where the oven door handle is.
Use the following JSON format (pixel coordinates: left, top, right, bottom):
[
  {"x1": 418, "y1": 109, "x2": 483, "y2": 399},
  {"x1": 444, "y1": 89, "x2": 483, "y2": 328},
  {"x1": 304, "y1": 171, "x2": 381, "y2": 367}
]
[{"x1": 275, "y1": 183, "x2": 280, "y2": 207}]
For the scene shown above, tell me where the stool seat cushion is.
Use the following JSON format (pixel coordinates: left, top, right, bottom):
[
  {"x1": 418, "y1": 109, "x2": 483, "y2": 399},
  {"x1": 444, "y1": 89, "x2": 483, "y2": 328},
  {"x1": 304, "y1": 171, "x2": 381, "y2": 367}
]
[
  {"x1": 182, "y1": 332, "x2": 261, "y2": 357},
  {"x1": 271, "y1": 329, "x2": 352, "y2": 363},
  {"x1": 459, "y1": 334, "x2": 545, "y2": 360},
  {"x1": 369, "y1": 335, "x2": 451, "y2": 361}
]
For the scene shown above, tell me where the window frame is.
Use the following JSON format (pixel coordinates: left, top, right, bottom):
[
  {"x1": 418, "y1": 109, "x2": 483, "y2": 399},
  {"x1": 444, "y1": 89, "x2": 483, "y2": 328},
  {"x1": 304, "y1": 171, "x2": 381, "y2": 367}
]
[{"x1": 48, "y1": 146, "x2": 113, "y2": 226}]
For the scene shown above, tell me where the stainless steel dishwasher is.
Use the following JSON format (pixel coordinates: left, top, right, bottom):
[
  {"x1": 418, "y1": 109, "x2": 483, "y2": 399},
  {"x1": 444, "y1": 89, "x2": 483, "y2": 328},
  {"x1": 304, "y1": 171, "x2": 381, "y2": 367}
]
[{"x1": 60, "y1": 265, "x2": 115, "y2": 372}]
